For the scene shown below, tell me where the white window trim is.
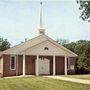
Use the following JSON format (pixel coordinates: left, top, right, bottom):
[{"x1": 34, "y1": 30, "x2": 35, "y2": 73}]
[{"x1": 10, "y1": 55, "x2": 16, "y2": 70}]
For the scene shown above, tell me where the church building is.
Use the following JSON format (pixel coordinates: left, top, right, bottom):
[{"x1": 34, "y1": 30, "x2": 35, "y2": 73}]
[{"x1": 0, "y1": 2, "x2": 77, "y2": 77}]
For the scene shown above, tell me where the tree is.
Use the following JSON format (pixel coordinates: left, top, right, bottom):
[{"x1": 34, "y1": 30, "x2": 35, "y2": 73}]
[
  {"x1": 57, "y1": 39, "x2": 90, "y2": 74},
  {"x1": 77, "y1": 0, "x2": 90, "y2": 22},
  {"x1": 63, "y1": 42, "x2": 76, "y2": 52},
  {"x1": 75, "y1": 40, "x2": 90, "y2": 73},
  {"x1": 0, "y1": 37, "x2": 11, "y2": 51},
  {"x1": 74, "y1": 40, "x2": 87, "y2": 55},
  {"x1": 56, "y1": 38, "x2": 69, "y2": 45}
]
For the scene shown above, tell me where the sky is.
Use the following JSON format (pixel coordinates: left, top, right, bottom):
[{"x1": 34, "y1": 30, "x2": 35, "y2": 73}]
[{"x1": 0, "y1": 0, "x2": 90, "y2": 46}]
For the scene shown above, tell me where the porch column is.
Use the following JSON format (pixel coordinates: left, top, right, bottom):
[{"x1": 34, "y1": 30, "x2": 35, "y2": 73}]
[
  {"x1": 23, "y1": 54, "x2": 26, "y2": 76},
  {"x1": 1, "y1": 57, "x2": 3, "y2": 77},
  {"x1": 53, "y1": 55, "x2": 55, "y2": 75},
  {"x1": 65, "y1": 56, "x2": 67, "y2": 75},
  {"x1": 36, "y1": 55, "x2": 39, "y2": 76}
]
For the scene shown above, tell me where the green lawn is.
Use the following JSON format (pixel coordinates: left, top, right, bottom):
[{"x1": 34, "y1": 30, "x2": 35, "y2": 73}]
[
  {"x1": 61, "y1": 74, "x2": 90, "y2": 80},
  {"x1": 0, "y1": 77, "x2": 90, "y2": 90}
]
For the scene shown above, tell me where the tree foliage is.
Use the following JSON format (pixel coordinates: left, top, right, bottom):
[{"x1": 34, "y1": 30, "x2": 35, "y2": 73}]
[
  {"x1": 64, "y1": 42, "x2": 76, "y2": 52},
  {"x1": 0, "y1": 37, "x2": 11, "y2": 51},
  {"x1": 77, "y1": 0, "x2": 90, "y2": 22},
  {"x1": 56, "y1": 38, "x2": 69, "y2": 46},
  {"x1": 57, "y1": 39, "x2": 90, "y2": 74},
  {"x1": 75, "y1": 40, "x2": 90, "y2": 73}
]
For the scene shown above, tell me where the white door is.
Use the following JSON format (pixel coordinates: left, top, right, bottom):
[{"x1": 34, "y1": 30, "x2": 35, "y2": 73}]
[{"x1": 38, "y1": 58, "x2": 50, "y2": 75}]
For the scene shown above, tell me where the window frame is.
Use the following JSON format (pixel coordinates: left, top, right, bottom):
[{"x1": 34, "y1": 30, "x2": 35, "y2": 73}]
[{"x1": 10, "y1": 55, "x2": 16, "y2": 70}]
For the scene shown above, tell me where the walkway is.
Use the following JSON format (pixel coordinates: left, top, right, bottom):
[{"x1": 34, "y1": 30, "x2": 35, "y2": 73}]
[
  {"x1": 2, "y1": 75, "x2": 34, "y2": 79},
  {"x1": 44, "y1": 76, "x2": 90, "y2": 85}
]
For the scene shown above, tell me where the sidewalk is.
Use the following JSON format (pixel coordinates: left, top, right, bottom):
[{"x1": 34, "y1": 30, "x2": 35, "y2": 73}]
[
  {"x1": 2, "y1": 75, "x2": 35, "y2": 79},
  {"x1": 44, "y1": 76, "x2": 90, "y2": 85}
]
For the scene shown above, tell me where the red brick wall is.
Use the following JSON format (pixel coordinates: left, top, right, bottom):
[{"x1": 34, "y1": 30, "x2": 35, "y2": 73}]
[
  {"x1": 3, "y1": 54, "x2": 76, "y2": 77},
  {"x1": 3, "y1": 55, "x2": 37, "y2": 77},
  {"x1": 18, "y1": 55, "x2": 23, "y2": 75},
  {"x1": 68, "y1": 57, "x2": 76, "y2": 74},
  {"x1": 25, "y1": 55, "x2": 36, "y2": 75},
  {"x1": 55, "y1": 56, "x2": 64, "y2": 75},
  {"x1": 3, "y1": 55, "x2": 16, "y2": 77}
]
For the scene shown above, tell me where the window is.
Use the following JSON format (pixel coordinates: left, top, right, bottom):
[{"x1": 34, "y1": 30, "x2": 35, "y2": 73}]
[
  {"x1": 44, "y1": 47, "x2": 49, "y2": 50},
  {"x1": 10, "y1": 55, "x2": 16, "y2": 70}
]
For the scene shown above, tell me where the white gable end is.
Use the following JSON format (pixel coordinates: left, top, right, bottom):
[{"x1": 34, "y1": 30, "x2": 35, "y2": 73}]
[
  {"x1": 21, "y1": 40, "x2": 73, "y2": 56},
  {"x1": 0, "y1": 35, "x2": 77, "y2": 57}
]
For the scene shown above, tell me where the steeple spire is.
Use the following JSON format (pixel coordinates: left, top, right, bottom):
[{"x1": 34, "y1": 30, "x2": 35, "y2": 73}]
[
  {"x1": 38, "y1": 2, "x2": 45, "y2": 35},
  {"x1": 40, "y1": 2, "x2": 43, "y2": 28}
]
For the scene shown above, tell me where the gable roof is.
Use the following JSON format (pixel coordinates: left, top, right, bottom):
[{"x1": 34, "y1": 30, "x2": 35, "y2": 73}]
[{"x1": 0, "y1": 35, "x2": 78, "y2": 57}]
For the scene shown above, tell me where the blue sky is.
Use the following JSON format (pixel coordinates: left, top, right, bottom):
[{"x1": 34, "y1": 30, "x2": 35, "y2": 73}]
[{"x1": 0, "y1": 0, "x2": 90, "y2": 46}]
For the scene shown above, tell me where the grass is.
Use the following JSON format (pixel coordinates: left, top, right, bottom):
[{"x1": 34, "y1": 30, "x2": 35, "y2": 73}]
[
  {"x1": 0, "y1": 76, "x2": 90, "y2": 90},
  {"x1": 61, "y1": 74, "x2": 90, "y2": 80}
]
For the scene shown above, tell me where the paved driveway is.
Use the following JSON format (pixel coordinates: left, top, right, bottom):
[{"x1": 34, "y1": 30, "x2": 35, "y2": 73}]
[{"x1": 44, "y1": 76, "x2": 90, "y2": 85}]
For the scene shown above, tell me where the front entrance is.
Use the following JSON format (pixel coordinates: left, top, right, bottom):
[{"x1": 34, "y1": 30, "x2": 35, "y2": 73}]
[{"x1": 38, "y1": 58, "x2": 50, "y2": 75}]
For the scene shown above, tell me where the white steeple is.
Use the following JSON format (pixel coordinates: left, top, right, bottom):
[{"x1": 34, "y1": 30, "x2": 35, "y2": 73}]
[{"x1": 38, "y1": 2, "x2": 45, "y2": 35}]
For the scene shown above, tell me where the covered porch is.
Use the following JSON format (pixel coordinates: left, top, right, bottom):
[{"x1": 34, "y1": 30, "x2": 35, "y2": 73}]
[{"x1": 22, "y1": 55, "x2": 69, "y2": 76}]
